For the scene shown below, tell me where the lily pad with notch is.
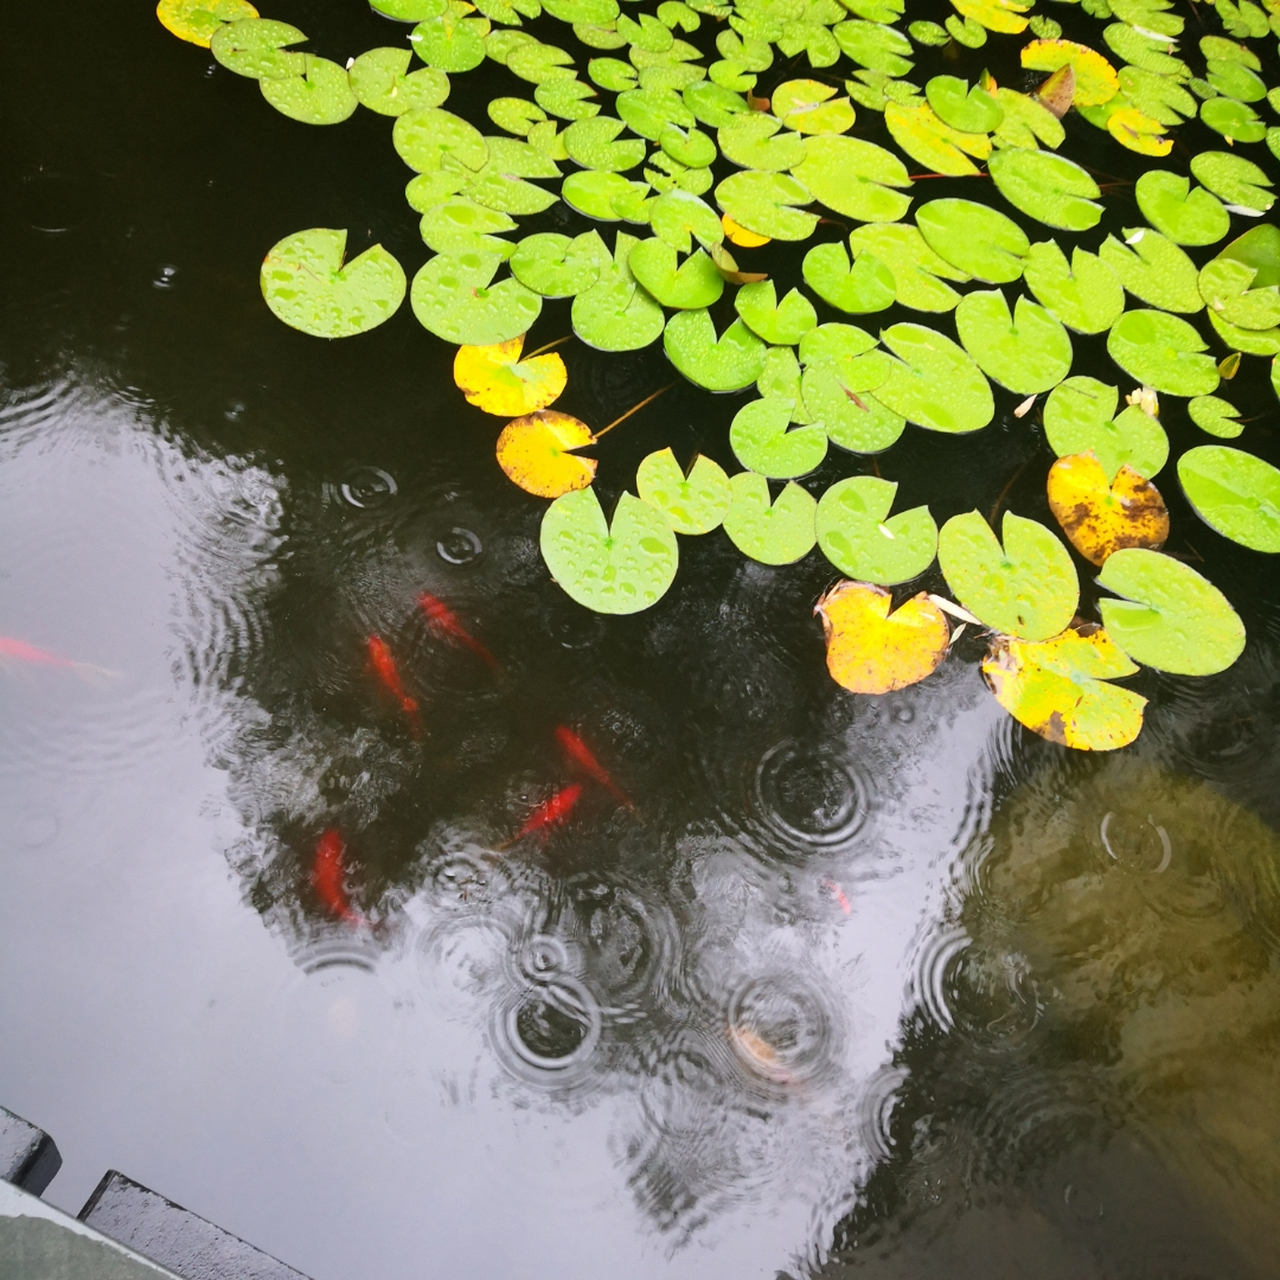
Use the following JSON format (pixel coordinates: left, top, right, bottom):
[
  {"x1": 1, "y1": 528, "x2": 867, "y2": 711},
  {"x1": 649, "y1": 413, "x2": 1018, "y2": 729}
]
[
  {"x1": 1178, "y1": 444, "x2": 1280, "y2": 552},
  {"x1": 914, "y1": 199, "x2": 1029, "y2": 285},
  {"x1": 873, "y1": 323, "x2": 995, "y2": 434},
  {"x1": 636, "y1": 448, "x2": 731, "y2": 535},
  {"x1": 802, "y1": 243, "x2": 896, "y2": 314},
  {"x1": 348, "y1": 47, "x2": 450, "y2": 115},
  {"x1": 1046, "y1": 452, "x2": 1169, "y2": 566},
  {"x1": 510, "y1": 230, "x2": 609, "y2": 296},
  {"x1": 1187, "y1": 395, "x2": 1244, "y2": 439},
  {"x1": 1043, "y1": 376, "x2": 1168, "y2": 481},
  {"x1": 571, "y1": 231, "x2": 665, "y2": 350},
  {"x1": 848, "y1": 223, "x2": 969, "y2": 313},
  {"x1": 1098, "y1": 229, "x2": 1203, "y2": 314},
  {"x1": 1022, "y1": 240, "x2": 1124, "y2": 334},
  {"x1": 411, "y1": 249, "x2": 541, "y2": 344},
  {"x1": 1190, "y1": 151, "x2": 1274, "y2": 214},
  {"x1": 541, "y1": 488, "x2": 679, "y2": 614},
  {"x1": 938, "y1": 509, "x2": 1078, "y2": 641},
  {"x1": 627, "y1": 239, "x2": 724, "y2": 309},
  {"x1": 729, "y1": 397, "x2": 828, "y2": 477},
  {"x1": 790, "y1": 135, "x2": 912, "y2": 224},
  {"x1": 1107, "y1": 309, "x2": 1219, "y2": 398},
  {"x1": 815, "y1": 476, "x2": 937, "y2": 583},
  {"x1": 261, "y1": 55, "x2": 357, "y2": 125},
  {"x1": 664, "y1": 309, "x2": 768, "y2": 390},
  {"x1": 1097, "y1": 547, "x2": 1245, "y2": 675},
  {"x1": 721, "y1": 473, "x2": 817, "y2": 565},
  {"x1": 1134, "y1": 170, "x2": 1230, "y2": 247},
  {"x1": 734, "y1": 281, "x2": 817, "y2": 346},
  {"x1": 988, "y1": 149, "x2": 1103, "y2": 232},
  {"x1": 715, "y1": 170, "x2": 819, "y2": 241},
  {"x1": 955, "y1": 289, "x2": 1072, "y2": 394},
  {"x1": 497, "y1": 410, "x2": 597, "y2": 498},
  {"x1": 210, "y1": 17, "x2": 305, "y2": 78}
]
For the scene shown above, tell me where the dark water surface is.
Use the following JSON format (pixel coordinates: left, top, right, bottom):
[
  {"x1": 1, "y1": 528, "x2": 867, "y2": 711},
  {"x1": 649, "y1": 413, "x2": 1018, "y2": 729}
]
[{"x1": 4, "y1": 4, "x2": 1280, "y2": 1279}]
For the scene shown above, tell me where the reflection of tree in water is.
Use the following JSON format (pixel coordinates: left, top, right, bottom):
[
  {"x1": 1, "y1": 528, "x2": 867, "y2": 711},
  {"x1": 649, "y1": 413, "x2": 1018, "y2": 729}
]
[{"x1": 824, "y1": 732, "x2": 1280, "y2": 1280}]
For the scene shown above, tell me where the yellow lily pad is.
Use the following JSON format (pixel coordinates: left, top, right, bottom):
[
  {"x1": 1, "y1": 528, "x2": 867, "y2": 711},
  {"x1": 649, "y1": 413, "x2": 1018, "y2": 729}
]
[
  {"x1": 1046, "y1": 452, "x2": 1169, "y2": 566},
  {"x1": 495, "y1": 409, "x2": 596, "y2": 497},
  {"x1": 453, "y1": 336, "x2": 567, "y2": 416},
  {"x1": 815, "y1": 580, "x2": 950, "y2": 695},
  {"x1": 983, "y1": 624, "x2": 1146, "y2": 751}
]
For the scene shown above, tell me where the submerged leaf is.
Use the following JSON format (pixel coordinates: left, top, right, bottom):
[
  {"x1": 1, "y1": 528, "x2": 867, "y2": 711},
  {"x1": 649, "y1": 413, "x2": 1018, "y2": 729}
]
[
  {"x1": 816, "y1": 581, "x2": 950, "y2": 694},
  {"x1": 1097, "y1": 548, "x2": 1245, "y2": 676},
  {"x1": 983, "y1": 624, "x2": 1145, "y2": 751},
  {"x1": 453, "y1": 335, "x2": 566, "y2": 415},
  {"x1": 497, "y1": 409, "x2": 596, "y2": 497},
  {"x1": 938, "y1": 510, "x2": 1079, "y2": 641},
  {"x1": 1046, "y1": 452, "x2": 1169, "y2": 565},
  {"x1": 541, "y1": 488, "x2": 678, "y2": 614}
]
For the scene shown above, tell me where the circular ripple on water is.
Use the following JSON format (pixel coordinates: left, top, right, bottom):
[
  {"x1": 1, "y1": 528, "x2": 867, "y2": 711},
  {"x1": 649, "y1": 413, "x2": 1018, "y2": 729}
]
[
  {"x1": 337, "y1": 465, "x2": 397, "y2": 510},
  {"x1": 722, "y1": 968, "x2": 844, "y2": 1089},
  {"x1": 749, "y1": 738, "x2": 871, "y2": 856},
  {"x1": 564, "y1": 875, "x2": 682, "y2": 1023},
  {"x1": 490, "y1": 968, "x2": 604, "y2": 1091}
]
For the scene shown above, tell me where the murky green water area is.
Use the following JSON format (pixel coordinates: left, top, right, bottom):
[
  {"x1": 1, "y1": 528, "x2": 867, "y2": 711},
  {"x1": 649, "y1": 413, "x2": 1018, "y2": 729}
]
[{"x1": 4, "y1": 4, "x2": 1280, "y2": 1278}]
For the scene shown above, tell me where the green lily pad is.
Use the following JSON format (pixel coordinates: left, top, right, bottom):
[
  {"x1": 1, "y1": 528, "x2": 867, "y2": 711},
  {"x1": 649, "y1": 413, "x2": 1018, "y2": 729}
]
[
  {"x1": 535, "y1": 76, "x2": 599, "y2": 120},
  {"x1": 1097, "y1": 548, "x2": 1245, "y2": 675},
  {"x1": 211, "y1": 18, "x2": 305, "y2": 79},
  {"x1": 955, "y1": 290, "x2": 1073, "y2": 394},
  {"x1": 1107, "y1": 310, "x2": 1219, "y2": 398},
  {"x1": 487, "y1": 96, "x2": 546, "y2": 135},
  {"x1": 772, "y1": 79, "x2": 856, "y2": 135},
  {"x1": 1209, "y1": 309, "x2": 1280, "y2": 355},
  {"x1": 419, "y1": 196, "x2": 515, "y2": 256},
  {"x1": 799, "y1": 322, "x2": 878, "y2": 369},
  {"x1": 804, "y1": 372, "x2": 905, "y2": 452},
  {"x1": 648, "y1": 190, "x2": 722, "y2": 253},
  {"x1": 715, "y1": 170, "x2": 819, "y2": 241},
  {"x1": 848, "y1": 223, "x2": 969, "y2": 313},
  {"x1": 410, "y1": 249, "x2": 541, "y2": 344},
  {"x1": 506, "y1": 40, "x2": 576, "y2": 83},
  {"x1": 1199, "y1": 257, "x2": 1280, "y2": 331},
  {"x1": 260, "y1": 55, "x2": 357, "y2": 125},
  {"x1": 988, "y1": 149, "x2": 1104, "y2": 232},
  {"x1": 562, "y1": 169, "x2": 648, "y2": 220},
  {"x1": 722, "y1": 473, "x2": 817, "y2": 565},
  {"x1": 588, "y1": 56, "x2": 637, "y2": 92},
  {"x1": 616, "y1": 87, "x2": 695, "y2": 139},
  {"x1": 789, "y1": 135, "x2": 912, "y2": 224},
  {"x1": 833, "y1": 19, "x2": 915, "y2": 77},
  {"x1": 729, "y1": 397, "x2": 829, "y2": 478},
  {"x1": 628, "y1": 239, "x2": 723, "y2": 308},
  {"x1": 1178, "y1": 444, "x2": 1280, "y2": 552},
  {"x1": 410, "y1": 10, "x2": 489, "y2": 73},
  {"x1": 802, "y1": 242, "x2": 896, "y2": 314},
  {"x1": 1187, "y1": 395, "x2": 1244, "y2": 439},
  {"x1": 571, "y1": 232, "x2": 665, "y2": 350},
  {"x1": 1207, "y1": 58, "x2": 1267, "y2": 102},
  {"x1": 1098, "y1": 229, "x2": 1204, "y2": 314},
  {"x1": 717, "y1": 113, "x2": 806, "y2": 170},
  {"x1": 510, "y1": 230, "x2": 609, "y2": 296},
  {"x1": 563, "y1": 116, "x2": 644, "y2": 170},
  {"x1": 483, "y1": 29, "x2": 536, "y2": 64},
  {"x1": 1201, "y1": 96, "x2": 1267, "y2": 144},
  {"x1": 873, "y1": 323, "x2": 994, "y2": 433},
  {"x1": 348, "y1": 47, "x2": 450, "y2": 115},
  {"x1": 460, "y1": 139, "x2": 560, "y2": 214},
  {"x1": 758, "y1": 347, "x2": 812, "y2": 424},
  {"x1": 1022, "y1": 241, "x2": 1125, "y2": 334},
  {"x1": 636, "y1": 448, "x2": 731, "y2": 534},
  {"x1": 371, "y1": 0, "x2": 446, "y2": 18},
  {"x1": 914, "y1": 199, "x2": 1028, "y2": 284},
  {"x1": 1190, "y1": 151, "x2": 1274, "y2": 213},
  {"x1": 261, "y1": 227, "x2": 405, "y2": 338},
  {"x1": 683, "y1": 80, "x2": 751, "y2": 128},
  {"x1": 815, "y1": 476, "x2": 937, "y2": 584},
  {"x1": 543, "y1": 0, "x2": 619, "y2": 23},
  {"x1": 540, "y1": 488, "x2": 678, "y2": 615},
  {"x1": 925, "y1": 75, "x2": 1004, "y2": 132},
  {"x1": 393, "y1": 107, "x2": 488, "y2": 172},
  {"x1": 659, "y1": 123, "x2": 717, "y2": 168},
  {"x1": 938, "y1": 511, "x2": 1079, "y2": 641},
  {"x1": 734, "y1": 281, "x2": 817, "y2": 346},
  {"x1": 1043, "y1": 376, "x2": 1168, "y2": 481},
  {"x1": 884, "y1": 100, "x2": 986, "y2": 178},
  {"x1": 664, "y1": 310, "x2": 767, "y2": 390}
]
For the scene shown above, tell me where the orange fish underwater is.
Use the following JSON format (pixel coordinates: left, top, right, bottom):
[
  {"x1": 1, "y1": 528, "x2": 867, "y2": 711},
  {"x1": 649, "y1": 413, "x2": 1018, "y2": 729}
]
[
  {"x1": 417, "y1": 592, "x2": 499, "y2": 671},
  {"x1": 367, "y1": 634, "x2": 421, "y2": 734},
  {"x1": 554, "y1": 725, "x2": 633, "y2": 808},
  {"x1": 311, "y1": 829, "x2": 361, "y2": 926}
]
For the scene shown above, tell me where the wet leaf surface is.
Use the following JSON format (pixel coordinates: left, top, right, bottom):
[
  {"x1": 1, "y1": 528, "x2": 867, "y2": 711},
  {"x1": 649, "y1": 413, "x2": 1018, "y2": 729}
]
[
  {"x1": 496, "y1": 408, "x2": 597, "y2": 497},
  {"x1": 1178, "y1": 444, "x2": 1280, "y2": 552},
  {"x1": 1046, "y1": 452, "x2": 1170, "y2": 565}
]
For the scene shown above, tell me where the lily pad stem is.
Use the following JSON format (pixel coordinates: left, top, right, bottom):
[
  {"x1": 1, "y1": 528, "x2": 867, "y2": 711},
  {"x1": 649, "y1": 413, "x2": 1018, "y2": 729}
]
[{"x1": 595, "y1": 382, "x2": 677, "y2": 437}]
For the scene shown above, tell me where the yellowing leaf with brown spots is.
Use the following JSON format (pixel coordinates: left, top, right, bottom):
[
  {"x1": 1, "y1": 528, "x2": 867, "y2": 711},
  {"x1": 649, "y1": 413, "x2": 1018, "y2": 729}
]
[
  {"x1": 983, "y1": 624, "x2": 1146, "y2": 751},
  {"x1": 1106, "y1": 107, "x2": 1173, "y2": 157},
  {"x1": 1034, "y1": 65, "x2": 1075, "y2": 120},
  {"x1": 496, "y1": 410, "x2": 596, "y2": 498},
  {"x1": 815, "y1": 580, "x2": 950, "y2": 695},
  {"x1": 722, "y1": 214, "x2": 770, "y2": 248},
  {"x1": 1046, "y1": 452, "x2": 1169, "y2": 566},
  {"x1": 453, "y1": 336, "x2": 567, "y2": 416},
  {"x1": 1020, "y1": 39, "x2": 1119, "y2": 108}
]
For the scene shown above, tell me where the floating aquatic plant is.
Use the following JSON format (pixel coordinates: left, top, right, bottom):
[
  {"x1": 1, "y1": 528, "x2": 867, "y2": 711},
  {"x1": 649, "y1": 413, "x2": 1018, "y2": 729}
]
[{"x1": 160, "y1": 0, "x2": 1280, "y2": 751}]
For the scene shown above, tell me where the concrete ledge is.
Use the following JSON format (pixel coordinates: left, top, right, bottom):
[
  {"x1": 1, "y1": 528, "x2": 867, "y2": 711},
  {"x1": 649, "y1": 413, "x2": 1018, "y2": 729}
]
[
  {"x1": 0, "y1": 1107, "x2": 62, "y2": 1196},
  {"x1": 0, "y1": 1178, "x2": 184, "y2": 1280},
  {"x1": 80, "y1": 1171, "x2": 312, "y2": 1280}
]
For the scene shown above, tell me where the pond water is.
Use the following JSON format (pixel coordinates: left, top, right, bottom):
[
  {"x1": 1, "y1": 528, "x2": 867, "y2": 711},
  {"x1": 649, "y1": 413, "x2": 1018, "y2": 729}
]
[{"x1": 3, "y1": 4, "x2": 1280, "y2": 1279}]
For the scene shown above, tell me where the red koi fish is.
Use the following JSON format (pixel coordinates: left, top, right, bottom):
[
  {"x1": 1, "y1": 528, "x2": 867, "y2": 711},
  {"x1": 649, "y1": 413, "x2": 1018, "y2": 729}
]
[
  {"x1": 417, "y1": 593, "x2": 499, "y2": 671},
  {"x1": 311, "y1": 829, "x2": 361, "y2": 926},
  {"x1": 554, "y1": 725, "x2": 633, "y2": 808},
  {"x1": 513, "y1": 783, "x2": 582, "y2": 843},
  {"x1": 367, "y1": 634, "x2": 421, "y2": 733},
  {"x1": 0, "y1": 635, "x2": 118, "y2": 681},
  {"x1": 822, "y1": 877, "x2": 852, "y2": 915}
]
